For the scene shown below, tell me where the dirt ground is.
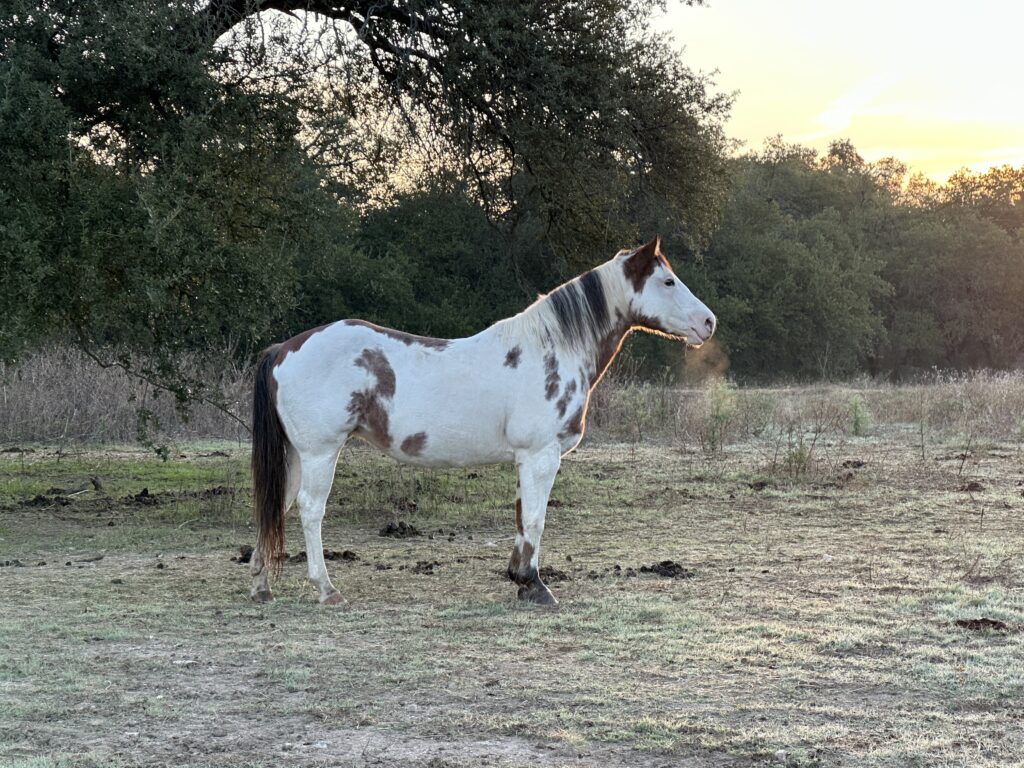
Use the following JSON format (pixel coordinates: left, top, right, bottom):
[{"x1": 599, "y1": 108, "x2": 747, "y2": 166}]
[{"x1": 1, "y1": 432, "x2": 1022, "y2": 767}]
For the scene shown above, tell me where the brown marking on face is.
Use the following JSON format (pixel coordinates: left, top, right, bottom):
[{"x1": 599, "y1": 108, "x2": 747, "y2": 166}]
[
  {"x1": 555, "y1": 379, "x2": 578, "y2": 419},
  {"x1": 622, "y1": 236, "x2": 670, "y2": 293},
  {"x1": 400, "y1": 432, "x2": 428, "y2": 456},
  {"x1": 544, "y1": 352, "x2": 560, "y2": 400},
  {"x1": 515, "y1": 497, "x2": 523, "y2": 535},
  {"x1": 344, "y1": 319, "x2": 450, "y2": 350},
  {"x1": 504, "y1": 346, "x2": 522, "y2": 368},
  {"x1": 354, "y1": 348, "x2": 396, "y2": 398}
]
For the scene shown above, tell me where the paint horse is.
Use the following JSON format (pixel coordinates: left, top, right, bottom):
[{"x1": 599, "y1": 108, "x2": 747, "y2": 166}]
[{"x1": 250, "y1": 237, "x2": 716, "y2": 605}]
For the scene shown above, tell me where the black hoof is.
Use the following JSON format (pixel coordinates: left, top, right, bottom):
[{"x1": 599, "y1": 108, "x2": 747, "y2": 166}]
[
  {"x1": 251, "y1": 589, "x2": 274, "y2": 603},
  {"x1": 517, "y1": 580, "x2": 558, "y2": 606}
]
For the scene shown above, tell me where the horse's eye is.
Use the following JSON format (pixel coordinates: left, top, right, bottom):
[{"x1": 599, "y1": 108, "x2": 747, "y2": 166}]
[{"x1": 664, "y1": 278, "x2": 675, "y2": 287}]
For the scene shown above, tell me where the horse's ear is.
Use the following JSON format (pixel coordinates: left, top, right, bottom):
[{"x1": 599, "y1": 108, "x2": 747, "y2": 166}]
[{"x1": 637, "y1": 236, "x2": 660, "y2": 257}]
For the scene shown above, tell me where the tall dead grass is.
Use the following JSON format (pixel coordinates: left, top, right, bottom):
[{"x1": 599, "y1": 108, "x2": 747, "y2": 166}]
[
  {"x1": 589, "y1": 370, "x2": 1024, "y2": 445},
  {"x1": 0, "y1": 346, "x2": 250, "y2": 445},
  {"x1": 3, "y1": 346, "x2": 1024, "y2": 449}
]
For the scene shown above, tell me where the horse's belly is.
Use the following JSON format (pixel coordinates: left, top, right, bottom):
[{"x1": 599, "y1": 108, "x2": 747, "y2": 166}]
[
  {"x1": 385, "y1": 389, "x2": 514, "y2": 468},
  {"x1": 385, "y1": 420, "x2": 514, "y2": 468}
]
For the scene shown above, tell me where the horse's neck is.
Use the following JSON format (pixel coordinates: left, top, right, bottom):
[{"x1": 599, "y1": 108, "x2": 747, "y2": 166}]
[{"x1": 564, "y1": 308, "x2": 633, "y2": 392}]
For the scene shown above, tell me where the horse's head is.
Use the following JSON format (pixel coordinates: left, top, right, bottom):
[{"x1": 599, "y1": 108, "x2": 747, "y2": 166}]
[{"x1": 616, "y1": 236, "x2": 716, "y2": 347}]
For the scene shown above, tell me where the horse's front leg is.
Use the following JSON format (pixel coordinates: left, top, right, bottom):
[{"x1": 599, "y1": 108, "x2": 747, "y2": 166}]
[{"x1": 508, "y1": 442, "x2": 561, "y2": 606}]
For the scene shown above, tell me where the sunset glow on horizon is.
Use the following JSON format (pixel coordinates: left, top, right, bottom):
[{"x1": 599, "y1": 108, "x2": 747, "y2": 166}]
[{"x1": 659, "y1": 0, "x2": 1024, "y2": 181}]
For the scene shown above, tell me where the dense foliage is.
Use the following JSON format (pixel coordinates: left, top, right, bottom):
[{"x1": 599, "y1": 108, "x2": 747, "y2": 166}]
[
  {"x1": 1, "y1": 1, "x2": 1022, "y2": 399},
  {"x1": 0, "y1": 0, "x2": 729, "y2": 402},
  {"x1": 679, "y1": 141, "x2": 1024, "y2": 379}
]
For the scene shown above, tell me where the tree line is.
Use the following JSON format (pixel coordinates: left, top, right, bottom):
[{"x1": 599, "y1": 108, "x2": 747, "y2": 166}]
[
  {"x1": 681, "y1": 140, "x2": 1024, "y2": 380},
  {"x1": 2, "y1": 1, "x2": 1021, "y2": 406}
]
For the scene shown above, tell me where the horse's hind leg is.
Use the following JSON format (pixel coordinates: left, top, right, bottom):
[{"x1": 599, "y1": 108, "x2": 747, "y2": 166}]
[
  {"x1": 250, "y1": 448, "x2": 301, "y2": 602},
  {"x1": 296, "y1": 447, "x2": 345, "y2": 605},
  {"x1": 508, "y1": 442, "x2": 561, "y2": 606}
]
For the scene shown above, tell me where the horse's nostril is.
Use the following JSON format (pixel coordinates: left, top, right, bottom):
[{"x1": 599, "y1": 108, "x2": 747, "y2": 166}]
[{"x1": 705, "y1": 316, "x2": 716, "y2": 334}]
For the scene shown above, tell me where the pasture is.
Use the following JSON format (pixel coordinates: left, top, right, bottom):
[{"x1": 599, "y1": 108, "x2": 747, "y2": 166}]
[{"x1": 2, "y1": 385, "x2": 1023, "y2": 767}]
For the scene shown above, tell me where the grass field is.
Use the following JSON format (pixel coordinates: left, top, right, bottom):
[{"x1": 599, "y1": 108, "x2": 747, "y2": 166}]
[{"x1": 1, "y1": 427, "x2": 1023, "y2": 767}]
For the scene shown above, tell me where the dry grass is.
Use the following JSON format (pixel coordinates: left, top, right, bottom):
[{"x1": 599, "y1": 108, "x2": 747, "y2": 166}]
[
  {"x1": 0, "y1": 346, "x2": 250, "y2": 445},
  {"x1": 4, "y1": 346, "x2": 1024, "y2": 450},
  {"x1": 1, "y1": 431, "x2": 1022, "y2": 767}
]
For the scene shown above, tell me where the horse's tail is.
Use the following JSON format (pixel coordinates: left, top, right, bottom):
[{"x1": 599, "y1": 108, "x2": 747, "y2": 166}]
[{"x1": 252, "y1": 344, "x2": 289, "y2": 572}]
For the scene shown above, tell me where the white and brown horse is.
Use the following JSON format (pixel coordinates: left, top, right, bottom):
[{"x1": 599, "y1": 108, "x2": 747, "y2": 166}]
[{"x1": 250, "y1": 237, "x2": 715, "y2": 605}]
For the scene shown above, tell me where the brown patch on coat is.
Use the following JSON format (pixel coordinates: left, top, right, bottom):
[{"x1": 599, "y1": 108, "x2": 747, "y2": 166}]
[
  {"x1": 504, "y1": 346, "x2": 522, "y2": 368},
  {"x1": 622, "y1": 236, "x2": 670, "y2": 293},
  {"x1": 559, "y1": 406, "x2": 585, "y2": 439},
  {"x1": 344, "y1": 319, "x2": 450, "y2": 350},
  {"x1": 348, "y1": 392, "x2": 391, "y2": 449},
  {"x1": 515, "y1": 497, "x2": 523, "y2": 535},
  {"x1": 520, "y1": 541, "x2": 535, "y2": 569},
  {"x1": 400, "y1": 432, "x2": 428, "y2": 456},
  {"x1": 276, "y1": 324, "x2": 331, "y2": 363},
  {"x1": 555, "y1": 379, "x2": 578, "y2": 419},
  {"x1": 588, "y1": 321, "x2": 631, "y2": 389},
  {"x1": 544, "y1": 352, "x2": 560, "y2": 400},
  {"x1": 347, "y1": 347, "x2": 397, "y2": 449},
  {"x1": 271, "y1": 325, "x2": 328, "y2": 400},
  {"x1": 354, "y1": 348, "x2": 396, "y2": 397},
  {"x1": 507, "y1": 540, "x2": 536, "y2": 584}
]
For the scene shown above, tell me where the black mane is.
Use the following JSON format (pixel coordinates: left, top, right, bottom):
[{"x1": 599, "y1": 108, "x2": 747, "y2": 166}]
[{"x1": 547, "y1": 269, "x2": 611, "y2": 349}]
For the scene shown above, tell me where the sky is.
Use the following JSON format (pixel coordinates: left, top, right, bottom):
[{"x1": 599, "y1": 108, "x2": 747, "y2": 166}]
[{"x1": 658, "y1": 0, "x2": 1024, "y2": 181}]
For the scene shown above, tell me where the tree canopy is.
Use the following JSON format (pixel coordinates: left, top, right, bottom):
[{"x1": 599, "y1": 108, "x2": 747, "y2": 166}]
[
  {"x1": 1, "y1": 0, "x2": 731, "y2": 403},
  {"x1": 2, "y1": 1, "x2": 1023, "y2": 399}
]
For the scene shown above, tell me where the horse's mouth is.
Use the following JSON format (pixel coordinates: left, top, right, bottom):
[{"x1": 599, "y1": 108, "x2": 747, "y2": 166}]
[{"x1": 685, "y1": 328, "x2": 710, "y2": 348}]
